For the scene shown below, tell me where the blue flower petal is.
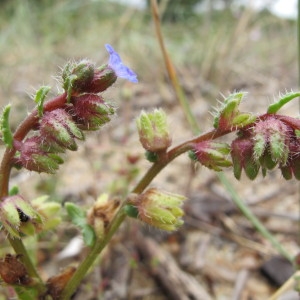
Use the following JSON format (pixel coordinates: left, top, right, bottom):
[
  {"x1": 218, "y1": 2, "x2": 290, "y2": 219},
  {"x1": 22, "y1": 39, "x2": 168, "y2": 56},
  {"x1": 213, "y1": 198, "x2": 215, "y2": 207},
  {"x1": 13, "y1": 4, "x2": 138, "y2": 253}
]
[{"x1": 105, "y1": 44, "x2": 138, "y2": 83}]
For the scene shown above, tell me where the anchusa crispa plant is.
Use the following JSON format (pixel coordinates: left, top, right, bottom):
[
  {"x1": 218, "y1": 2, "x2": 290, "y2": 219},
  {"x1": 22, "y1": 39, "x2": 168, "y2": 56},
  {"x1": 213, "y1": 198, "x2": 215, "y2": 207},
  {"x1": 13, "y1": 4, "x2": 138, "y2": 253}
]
[{"x1": 0, "y1": 44, "x2": 300, "y2": 299}]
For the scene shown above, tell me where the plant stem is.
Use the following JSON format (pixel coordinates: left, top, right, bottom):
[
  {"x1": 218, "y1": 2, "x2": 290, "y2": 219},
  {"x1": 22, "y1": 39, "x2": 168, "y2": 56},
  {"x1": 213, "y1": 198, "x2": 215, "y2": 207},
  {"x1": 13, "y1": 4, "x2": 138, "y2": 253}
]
[
  {"x1": 59, "y1": 208, "x2": 127, "y2": 300},
  {"x1": 8, "y1": 237, "x2": 42, "y2": 281},
  {"x1": 0, "y1": 92, "x2": 67, "y2": 297},
  {"x1": 8, "y1": 237, "x2": 46, "y2": 297}
]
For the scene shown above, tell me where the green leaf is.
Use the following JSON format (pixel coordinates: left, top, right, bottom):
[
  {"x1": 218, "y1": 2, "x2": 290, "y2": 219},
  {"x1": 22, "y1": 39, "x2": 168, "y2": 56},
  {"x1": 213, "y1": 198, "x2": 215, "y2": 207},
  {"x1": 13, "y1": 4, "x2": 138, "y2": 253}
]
[
  {"x1": 267, "y1": 92, "x2": 300, "y2": 114},
  {"x1": 82, "y1": 224, "x2": 96, "y2": 246},
  {"x1": 0, "y1": 104, "x2": 13, "y2": 148},
  {"x1": 65, "y1": 202, "x2": 86, "y2": 228},
  {"x1": 34, "y1": 86, "x2": 51, "y2": 117}
]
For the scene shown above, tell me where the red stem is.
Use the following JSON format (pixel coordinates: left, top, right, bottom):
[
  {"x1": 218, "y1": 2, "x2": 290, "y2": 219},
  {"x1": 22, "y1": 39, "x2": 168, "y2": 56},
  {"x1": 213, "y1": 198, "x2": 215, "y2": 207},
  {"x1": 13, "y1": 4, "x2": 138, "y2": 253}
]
[{"x1": 132, "y1": 127, "x2": 229, "y2": 194}]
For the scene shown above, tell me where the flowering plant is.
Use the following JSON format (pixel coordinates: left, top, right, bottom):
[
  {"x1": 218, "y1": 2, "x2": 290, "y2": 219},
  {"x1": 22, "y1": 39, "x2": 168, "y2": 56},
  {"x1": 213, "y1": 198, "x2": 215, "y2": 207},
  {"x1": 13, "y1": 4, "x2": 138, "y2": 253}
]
[{"x1": 0, "y1": 34, "x2": 298, "y2": 300}]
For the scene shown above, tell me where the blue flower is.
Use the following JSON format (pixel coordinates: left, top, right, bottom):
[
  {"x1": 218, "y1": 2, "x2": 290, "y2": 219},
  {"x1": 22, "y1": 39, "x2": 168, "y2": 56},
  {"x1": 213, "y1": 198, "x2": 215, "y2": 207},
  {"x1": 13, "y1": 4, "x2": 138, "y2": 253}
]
[{"x1": 105, "y1": 44, "x2": 138, "y2": 83}]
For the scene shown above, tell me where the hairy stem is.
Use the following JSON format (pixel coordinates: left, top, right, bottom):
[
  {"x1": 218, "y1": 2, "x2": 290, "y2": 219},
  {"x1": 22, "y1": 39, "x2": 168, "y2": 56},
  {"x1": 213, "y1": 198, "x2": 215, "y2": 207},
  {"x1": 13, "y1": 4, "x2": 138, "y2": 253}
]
[
  {"x1": 0, "y1": 92, "x2": 67, "y2": 198},
  {"x1": 0, "y1": 92, "x2": 67, "y2": 297}
]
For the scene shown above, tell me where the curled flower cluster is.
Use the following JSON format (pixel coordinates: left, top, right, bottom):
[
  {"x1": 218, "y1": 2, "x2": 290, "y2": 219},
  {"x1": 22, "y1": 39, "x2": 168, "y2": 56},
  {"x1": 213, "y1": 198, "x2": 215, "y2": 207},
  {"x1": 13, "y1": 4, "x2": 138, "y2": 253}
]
[
  {"x1": 13, "y1": 45, "x2": 137, "y2": 173},
  {"x1": 231, "y1": 114, "x2": 300, "y2": 180}
]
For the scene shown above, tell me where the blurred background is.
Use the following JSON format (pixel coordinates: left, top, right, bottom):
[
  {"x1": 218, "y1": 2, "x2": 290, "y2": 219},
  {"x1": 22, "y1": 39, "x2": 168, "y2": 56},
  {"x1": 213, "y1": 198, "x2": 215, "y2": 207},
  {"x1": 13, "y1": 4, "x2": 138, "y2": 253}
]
[{"x1": 0, "y1": 0, "x2": 299, "y2": 299}]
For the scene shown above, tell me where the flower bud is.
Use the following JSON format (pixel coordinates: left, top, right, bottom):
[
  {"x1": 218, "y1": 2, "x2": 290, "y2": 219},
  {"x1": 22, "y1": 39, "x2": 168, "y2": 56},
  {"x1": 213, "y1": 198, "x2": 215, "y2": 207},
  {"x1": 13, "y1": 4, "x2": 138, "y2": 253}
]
[
  {"x1": 213, "y1": 92, "x2": 255, "y2": 131},
  {"x1": 62, "y1": 45, "x2": 137, "y2": 98},
  {"x1": 40, "y1": 109, "x2": 84, "y2": 151},
  {"x1": 31, "y1": 196, "x2": 61, "y2": 232},
  {"x1": 15, "y1": 136, "x2": 64, "y2": 174},
  {"x1": 253, "y1": 117, "x2": 290, "y2": 165},
  {"x1": 190, "y1": 141, "x2": 231, "y2": 171},
  {"x1": 231, "y1": 135, "x2": 260, "y2": 180},
  {"x1": 130, "y1": 188, "x2": 186, "y2": 231},
  {"x1": 62, "y1": 60, "x2": 95, "y2": 101},
  {"x1": 136, "y1": 109, "x2": 171, "y2": 152},
  {"x1": 84, "y1": 65, "x2": 117, "y2": 94},
  {"x1": 279, "y1": 140, "x2": 300, "y2": 180},
  {"x1": 0, "y1": 195, "x2": 42, "y2": 238},
  {"x1": 71, "y1": 94, "x2": 116, "y2": 131}
]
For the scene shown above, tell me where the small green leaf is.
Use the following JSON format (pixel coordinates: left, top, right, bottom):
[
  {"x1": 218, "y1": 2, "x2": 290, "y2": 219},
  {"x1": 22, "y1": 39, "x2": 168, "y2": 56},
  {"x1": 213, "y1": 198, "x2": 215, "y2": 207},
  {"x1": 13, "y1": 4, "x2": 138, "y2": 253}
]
[
  {"x1": 0, "y1": 104, "x2": 13, "y2": 148},
  {"x1": 267, "y1": 92, "x2": 300, "y2": 114},
  {"x1": 65, "y1": 202, "x2": 86, "y2": 228},
  {"x1": 34, "y1": 86, "x2": 51, "y2": 117},
  {"x1": 82, "y1": 224, "x2": 96, "y2": 246}
]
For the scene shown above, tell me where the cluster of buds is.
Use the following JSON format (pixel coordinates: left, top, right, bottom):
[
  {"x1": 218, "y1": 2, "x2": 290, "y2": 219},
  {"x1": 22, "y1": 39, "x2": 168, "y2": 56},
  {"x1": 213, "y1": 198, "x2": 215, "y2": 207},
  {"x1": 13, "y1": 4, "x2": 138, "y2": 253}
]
[
  {"x1": 231, "y1": 114, "x2": 300, "y2": 180},
  {"x1": 13, "y1": 44, "x2": 137, "y2": 174}
]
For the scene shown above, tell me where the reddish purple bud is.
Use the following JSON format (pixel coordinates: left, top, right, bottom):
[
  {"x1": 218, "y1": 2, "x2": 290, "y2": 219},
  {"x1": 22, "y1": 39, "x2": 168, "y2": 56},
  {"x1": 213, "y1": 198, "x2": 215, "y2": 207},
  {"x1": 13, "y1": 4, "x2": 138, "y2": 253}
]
[
  {"x1": 192, "y1": 141, "x2": 231, "y2": 171},
  {"x1": 231, "y1": 135, "x2": 260, "y2": 180},
  {"x1": 84, "y1": 66, "x2": 117, "y2": 94},
  {"x1": 40, "y1": 109, "x2": 84, "y2": 151},
  {"x1": 253, "y1": 116, "x2": 291, "y2": 165},
  {"x1": 14, "y1": 137, "x2": 64, "y2": 174},
  {"x1": 70, "y1": 94, "x2": 116, "y2": 131},
  {"x1": 279, "y1": 139, "x2": 300, "y2": 180}
]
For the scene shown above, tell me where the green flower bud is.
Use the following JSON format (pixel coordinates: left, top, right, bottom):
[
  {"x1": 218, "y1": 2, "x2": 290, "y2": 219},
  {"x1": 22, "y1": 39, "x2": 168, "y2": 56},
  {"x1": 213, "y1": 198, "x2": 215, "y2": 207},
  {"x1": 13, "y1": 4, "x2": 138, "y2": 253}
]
[
  {"x1": 214, "y1": 92, "x2": 252, "y2": 131},
  {"x1": 31, "y1": 196, "x2": 61, "y2": 232},
  {"x1": 0, "y1": 195, "x2": 42, "y2": 238},
  {"x1": 130, "y1": 188, "x2": 186, "y2": 231},
  {"x1": 136, "y1": 109, "x2": 171, "y2": 152},
  {"x1": 62, "y1": 60, "x2": 95, "y2": 102}
]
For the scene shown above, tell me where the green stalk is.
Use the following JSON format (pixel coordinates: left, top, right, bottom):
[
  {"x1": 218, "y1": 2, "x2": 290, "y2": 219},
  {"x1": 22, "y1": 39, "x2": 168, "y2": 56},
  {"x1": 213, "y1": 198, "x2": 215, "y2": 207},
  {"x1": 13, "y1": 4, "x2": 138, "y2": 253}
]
[
  {"x1": 218, "y1": 173, "x2": 293, "y2": 262},
  {"x1": 60, "y1": 209, "x2": 127, "y2": 300}
]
